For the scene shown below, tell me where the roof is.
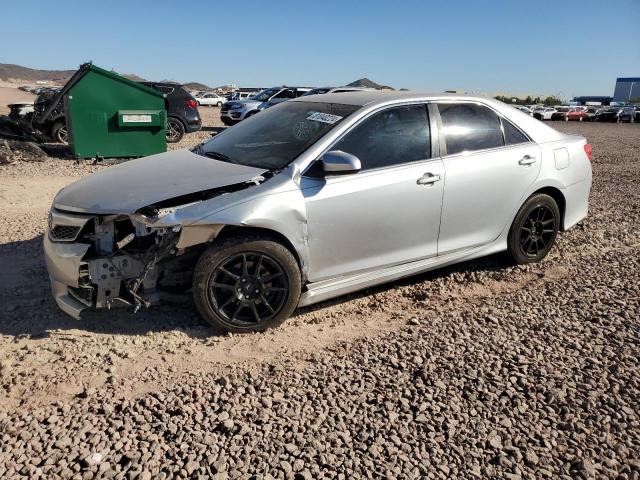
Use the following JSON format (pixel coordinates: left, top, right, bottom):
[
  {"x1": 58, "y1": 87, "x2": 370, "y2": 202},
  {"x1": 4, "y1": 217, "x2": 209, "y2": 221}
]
[
  {"x1": 292, "y1": 90, "x2": 486, "y2": 107},
  {"x1": 291, "y1": 90, "x2": 566, "y2": 144},
  {"x1": 616, "y1": 77, "x2": 640, "y2": 82}
]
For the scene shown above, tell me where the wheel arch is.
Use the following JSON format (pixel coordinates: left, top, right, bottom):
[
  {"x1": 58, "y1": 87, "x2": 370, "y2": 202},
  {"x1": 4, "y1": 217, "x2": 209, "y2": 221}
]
[
  {"x1": 167, "y1": 115, "x2": 186, "y2": 129},
  {"x1": 531, "y1": 186, "x2": 566, "y2": 230},
  {"x1": 214, "y1": 225, "x2": 302, "y2": 268}
]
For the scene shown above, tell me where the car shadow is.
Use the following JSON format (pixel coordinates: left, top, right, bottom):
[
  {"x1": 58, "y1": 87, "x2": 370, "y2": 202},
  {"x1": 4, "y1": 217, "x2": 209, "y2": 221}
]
[
  {"x1": 1, "y1": 235, "x2": 513, "y2": 339},
  {"x1": 0, "y1": 235, "x2": 210, "y2": 339},
  {"x1": 293, "y1": 252, "x2": 512, "y2": 317}
]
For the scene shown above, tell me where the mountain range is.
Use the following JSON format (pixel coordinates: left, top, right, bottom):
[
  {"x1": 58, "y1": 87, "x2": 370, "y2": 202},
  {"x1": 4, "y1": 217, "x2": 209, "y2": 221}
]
[{"x1": 0, "y1": 64, "x2": 393, "y2": 91}]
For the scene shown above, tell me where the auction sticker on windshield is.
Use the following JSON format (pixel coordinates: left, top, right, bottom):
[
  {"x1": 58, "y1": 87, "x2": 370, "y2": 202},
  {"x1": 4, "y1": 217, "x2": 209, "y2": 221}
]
[{"x1": 307, "y1": 112, "x2": 343, "y2": 124}]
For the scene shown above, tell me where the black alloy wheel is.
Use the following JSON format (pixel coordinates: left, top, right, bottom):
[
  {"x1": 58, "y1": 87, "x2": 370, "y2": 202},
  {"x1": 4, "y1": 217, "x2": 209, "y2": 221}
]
[
  {"x1": 208, "y1": 252, "x2": 288, "y2": 326},
  {"x1": 193, "y1": 235, "x2": 301, "y2": 333},
  {"x1": 507, "y1": 193, "x2": 560, "y2": 264},
  {"x1": 519, "y1": 205, "x2": 556, "y2": 258}
]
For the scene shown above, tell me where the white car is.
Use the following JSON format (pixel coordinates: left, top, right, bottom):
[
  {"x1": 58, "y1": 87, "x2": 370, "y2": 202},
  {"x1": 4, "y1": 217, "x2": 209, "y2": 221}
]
[
  {"x1": 513, "y1": 105, "x2": 533, "y2": 116},
  {"x1": 197, "y1": 92, "x2": 227, "y2": 107},
  {"x1": 535, "y1": 107, "x2": 557, "y2": 121}
]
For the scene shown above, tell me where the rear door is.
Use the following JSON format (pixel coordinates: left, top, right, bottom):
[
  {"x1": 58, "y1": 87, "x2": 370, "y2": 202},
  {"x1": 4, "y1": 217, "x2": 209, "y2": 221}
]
[
  {"x1": 435, "y1": 102, "x2": 541, "y2": 254},
  {"x1": 301, "y1": 104, "x2": 444, "y2": 282}
]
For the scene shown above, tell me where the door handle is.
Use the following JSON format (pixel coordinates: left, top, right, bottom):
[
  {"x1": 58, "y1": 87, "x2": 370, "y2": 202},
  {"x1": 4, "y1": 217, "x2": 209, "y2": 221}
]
[
  {"x1": 417, "y1": 173, "x2": 441, "y2": 185},
  {"x1": 518, "y1": 155, "x2": 537, "y2": 166}
]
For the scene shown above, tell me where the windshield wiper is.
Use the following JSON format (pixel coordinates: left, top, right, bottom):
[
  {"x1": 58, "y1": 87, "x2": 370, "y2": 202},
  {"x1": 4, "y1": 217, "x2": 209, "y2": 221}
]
[{"x1": 203, "y1": 151, "x2": 232, "y2": 162}]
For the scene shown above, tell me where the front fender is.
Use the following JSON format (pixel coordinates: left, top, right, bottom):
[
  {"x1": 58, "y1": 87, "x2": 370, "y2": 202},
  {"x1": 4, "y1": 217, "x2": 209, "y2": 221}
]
[{"x1": 189, "y1": 188, "x2": 310, "y2": 277}]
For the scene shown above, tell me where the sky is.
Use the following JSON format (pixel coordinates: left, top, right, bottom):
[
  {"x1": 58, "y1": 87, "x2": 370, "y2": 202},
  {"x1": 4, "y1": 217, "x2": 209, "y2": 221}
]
[{"x1": 3, "y1": 0, "x2": 640, "y2": 99}]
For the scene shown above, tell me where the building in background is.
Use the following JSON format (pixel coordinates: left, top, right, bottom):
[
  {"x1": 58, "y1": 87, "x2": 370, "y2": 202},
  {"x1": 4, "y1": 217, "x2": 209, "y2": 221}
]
[
  {"x1": 613, "y1": 77, "x2": 640, "y2": 103},
  {"x1": 572, "y1": 96, "x2": 613, "y2": 106}
]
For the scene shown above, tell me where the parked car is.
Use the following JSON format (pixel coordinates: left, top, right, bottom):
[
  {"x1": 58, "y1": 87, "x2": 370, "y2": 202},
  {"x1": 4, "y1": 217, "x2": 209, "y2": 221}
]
[
  {"x1": 551, "y1": 106, "x2": 571, "y2": 121},
  {"x1": 583, "y1": 107, "x2": 599, "y2": 122},
  {"x1": 32, "y1": 88, "x2": 68, "y2": 143},
  {"x1": 533, "y1": 107, "x2": 557, "y2": 121},
  {"x1": 617, "y1": 106, "x2": 637, "y2": 123},
  {"x1": 44, "y1": 92, "x2": 592, "y2": 333},
  {"x1": 226, "y1": 92, "x2": 255, "y2": 101},
  {"x1": 257, "y1": 87, "x2": 315, "y2": 111},
  {"x1": 302, "y1": 86, "x2": 376, "y2": 96},
  {"x1": 196, "y1": 92, "x2": 227, "y2": 107},
  {"x1": 566, "y1": 107, "x2": 589, "y2": 122},
  {"x1": 142, "y1": 82, "x2": 202, "y2": 142},
  {"x1": 221, "y1": 86, "x2": 312, "y2": 125},
  {"x1": 513, "y1": 105, "x2": 533, "y2": 116},
  {"x1": 7, "y1": 100, "x2": 35, "y2": 122},
  {"x1": 594, "y1": 107, "x2": 622, "y2": 122}
]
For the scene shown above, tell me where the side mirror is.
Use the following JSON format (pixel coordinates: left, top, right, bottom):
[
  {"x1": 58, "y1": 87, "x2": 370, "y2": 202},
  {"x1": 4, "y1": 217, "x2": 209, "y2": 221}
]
[{"x1": 321, "y1": 150, "x2": 361, "y2": 175}]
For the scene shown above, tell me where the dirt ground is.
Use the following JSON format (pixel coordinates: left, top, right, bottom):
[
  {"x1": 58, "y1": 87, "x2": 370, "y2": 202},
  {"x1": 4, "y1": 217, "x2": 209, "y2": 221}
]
[
  {"x1": 1, "y1": 107, "x2": 639, "y2": 478},
  {"x1": 0, "y1": 86, "x2": 35, "y2": 115}
]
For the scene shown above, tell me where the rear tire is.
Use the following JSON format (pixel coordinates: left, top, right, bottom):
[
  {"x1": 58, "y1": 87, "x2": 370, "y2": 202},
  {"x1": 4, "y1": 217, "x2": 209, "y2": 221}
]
[
  {"x1": 217, "y1": 101, "x2": 222, "y2": 107},
  {"x1": 193, "y1": 234, "x2": 302, "y2": 333},
  {"x1": 507, "y1": 194, "x2": 560, "y2": 264},
  {"x1": 166, "y1": 117, "x2": 185, "y2": 143}
]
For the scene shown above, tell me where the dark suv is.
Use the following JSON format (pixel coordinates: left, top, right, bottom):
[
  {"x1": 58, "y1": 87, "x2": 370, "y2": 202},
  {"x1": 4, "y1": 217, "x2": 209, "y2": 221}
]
[{"x1": 142, "y1": 82, "x2": 202, "y2": 142}]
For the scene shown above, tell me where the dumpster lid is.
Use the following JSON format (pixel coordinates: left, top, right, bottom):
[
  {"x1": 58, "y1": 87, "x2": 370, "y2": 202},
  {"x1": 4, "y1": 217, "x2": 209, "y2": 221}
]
[{"x1": 37, "y1": 62, "x2": 165, "y2": 124}]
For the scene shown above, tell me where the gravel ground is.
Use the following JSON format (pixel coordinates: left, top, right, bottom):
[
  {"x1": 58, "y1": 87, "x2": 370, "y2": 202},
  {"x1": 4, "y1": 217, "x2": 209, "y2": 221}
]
[{"x1": 0, "y1": 118, "x2": 639, "y2": 479}]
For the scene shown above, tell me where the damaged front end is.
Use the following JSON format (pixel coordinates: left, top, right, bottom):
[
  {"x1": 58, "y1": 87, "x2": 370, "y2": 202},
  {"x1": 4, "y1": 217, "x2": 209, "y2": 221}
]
[
  {"x1": 44, "y1": 172, "x2": 277, "y2": 319},
  {"x1": 45, "y1": 208, "x2": 196, "y2": 318}
]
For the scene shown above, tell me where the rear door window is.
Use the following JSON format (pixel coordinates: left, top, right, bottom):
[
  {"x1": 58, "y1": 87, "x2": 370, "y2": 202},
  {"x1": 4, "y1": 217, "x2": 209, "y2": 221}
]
[
  {"x1": 332, "y1": 104, "x2": 431, "y2": 170},
  {"x1": 437, "y1": 103, "x2": 504, "y2": 155},
  {"x1": 501, "y1": 117, "x2": 530, "y2": 145}
]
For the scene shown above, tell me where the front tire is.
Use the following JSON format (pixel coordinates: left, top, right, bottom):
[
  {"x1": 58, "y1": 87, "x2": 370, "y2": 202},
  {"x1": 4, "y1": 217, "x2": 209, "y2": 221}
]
[
  {"x1": 193, "y1": 235, "x2": 302, "y2": 333},
  {"x1": 507, "y1": 194, "x2": 560, "y2": 264}
]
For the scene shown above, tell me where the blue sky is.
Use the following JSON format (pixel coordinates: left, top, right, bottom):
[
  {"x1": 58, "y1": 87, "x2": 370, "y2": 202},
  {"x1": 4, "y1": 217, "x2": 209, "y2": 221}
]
[{"x1": 3, "y1": 0, "x2": 639, "y2": 99}]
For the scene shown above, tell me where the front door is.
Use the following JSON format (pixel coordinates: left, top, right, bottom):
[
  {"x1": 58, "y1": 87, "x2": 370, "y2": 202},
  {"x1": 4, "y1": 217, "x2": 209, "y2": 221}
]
[{"x1": 301, "y1": 104, "x2": 444, "y2": 282}]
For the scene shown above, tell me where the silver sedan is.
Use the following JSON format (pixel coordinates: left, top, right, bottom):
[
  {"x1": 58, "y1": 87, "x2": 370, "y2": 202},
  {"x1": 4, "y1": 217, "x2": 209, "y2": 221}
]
[{"x1": 45, "y1": 91, "x2": 592, "y2": 332}]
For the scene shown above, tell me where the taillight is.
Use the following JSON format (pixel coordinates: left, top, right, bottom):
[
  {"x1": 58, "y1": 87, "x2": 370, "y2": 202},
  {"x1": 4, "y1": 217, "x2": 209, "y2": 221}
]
[
  {"x1": 185, "y1": 99, "x2": 198, "y2": 109},
  {"x1": 584, "y1": 143, "x2": 592, "y2": 161}
]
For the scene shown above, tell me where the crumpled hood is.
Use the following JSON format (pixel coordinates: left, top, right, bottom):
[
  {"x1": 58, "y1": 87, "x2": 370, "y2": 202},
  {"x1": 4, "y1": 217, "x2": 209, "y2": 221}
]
[{"x1": 54, "y1": 149, "x2": 267, "y2": 214}]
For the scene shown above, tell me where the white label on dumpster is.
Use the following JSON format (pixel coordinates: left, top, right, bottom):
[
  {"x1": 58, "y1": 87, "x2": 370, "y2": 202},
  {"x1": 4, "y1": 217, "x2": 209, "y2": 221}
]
[{"x1": 122, "y1": 114, "x2": 152, "y2": 123}]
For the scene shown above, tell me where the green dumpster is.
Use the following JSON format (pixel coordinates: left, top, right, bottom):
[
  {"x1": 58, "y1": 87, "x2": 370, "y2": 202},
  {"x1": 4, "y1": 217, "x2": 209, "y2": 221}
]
[{"x1": 54, "y1": 63, "x2": 167, "y2": 159}]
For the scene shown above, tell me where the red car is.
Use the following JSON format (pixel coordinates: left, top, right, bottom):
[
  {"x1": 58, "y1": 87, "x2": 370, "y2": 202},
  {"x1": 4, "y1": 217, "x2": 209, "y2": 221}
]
[{"x1": 566, "y1": 107, "x2": 589, "y2": 122}]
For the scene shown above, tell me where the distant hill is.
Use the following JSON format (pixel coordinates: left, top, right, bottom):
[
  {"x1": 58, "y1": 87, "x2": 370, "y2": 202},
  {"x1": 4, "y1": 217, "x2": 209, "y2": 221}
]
[
  {"x1": 0, "y1": 63, "x2": 76, "y2": 83},
  {"x1": 121, "y1": 72, "x2": 146, "y2": 82},
  {"x1": 0, "y1": 63, "x2": 148, "y2": 85},
  {"x1": 347, "y1": 77, "x2": 394, "y2": 90},
  {"x1": 183, "y1": 81, "x2": 210, "y2": 91}
]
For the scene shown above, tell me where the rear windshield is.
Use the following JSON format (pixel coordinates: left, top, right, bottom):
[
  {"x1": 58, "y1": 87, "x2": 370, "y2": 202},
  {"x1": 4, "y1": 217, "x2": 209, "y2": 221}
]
[{"x1": 195, "y1": 101, "x2": 359, "y2": 170}]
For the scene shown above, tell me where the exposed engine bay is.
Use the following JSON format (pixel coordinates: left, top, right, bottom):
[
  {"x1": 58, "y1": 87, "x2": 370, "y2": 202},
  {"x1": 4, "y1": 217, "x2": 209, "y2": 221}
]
[
  {"x1": 68, "y1": 214, "x2": 187, "y2": 312},
  {"x1": 52, "y1": 173, "x2": 276, "y2": 314}
]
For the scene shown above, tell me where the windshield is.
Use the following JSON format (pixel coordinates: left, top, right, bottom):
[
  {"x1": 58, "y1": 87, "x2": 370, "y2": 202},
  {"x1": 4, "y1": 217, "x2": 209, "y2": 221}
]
[
  {"x1": 252, "y1": 88, "x2": 281, "y2": 102},
  {"x1": 195, "y1": 101, "x2": 359, "y2": 169}
]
